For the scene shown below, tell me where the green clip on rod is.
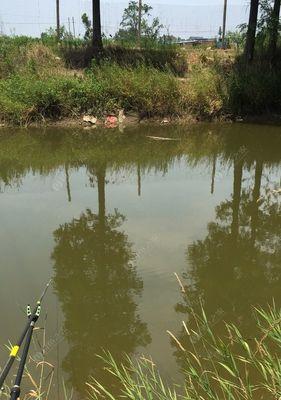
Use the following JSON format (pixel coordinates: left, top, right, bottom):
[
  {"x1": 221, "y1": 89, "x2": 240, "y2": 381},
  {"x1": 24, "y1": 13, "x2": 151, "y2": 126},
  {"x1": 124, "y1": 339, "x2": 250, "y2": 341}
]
[{"x1": 0, "y1": 280, "x2": 52, "y2": 395}]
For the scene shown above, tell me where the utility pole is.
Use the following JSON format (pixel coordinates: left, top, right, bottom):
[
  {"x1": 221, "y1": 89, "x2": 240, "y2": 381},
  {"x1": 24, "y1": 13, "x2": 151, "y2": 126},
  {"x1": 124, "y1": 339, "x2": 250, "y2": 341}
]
[
  {"x1": 222, "y1": 0, "x2": 227, "y2": 49},
  {"x1": 138, "y1": 0, "x2": 142, "y2": 47},
  {"x1": 68, "y1": 17, "x2": 71, "y2": 35},
  {"x1": 72, "y1": 17, "x2": 76, "y2": 38},
  {"x1": 56, "y1": 0, "x2": 60, "y2": 41}
]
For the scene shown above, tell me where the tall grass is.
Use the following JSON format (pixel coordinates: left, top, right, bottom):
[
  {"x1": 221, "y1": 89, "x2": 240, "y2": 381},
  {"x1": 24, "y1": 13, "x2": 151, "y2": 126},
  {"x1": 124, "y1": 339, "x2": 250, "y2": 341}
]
[
  {"x1": 1, "y1": 37, "x2": 281, "y2": 124},
  {"x1": 88, "y1": 303, "x2": 281, "y2": 400},
  {"x1": 227, "y1": 62, "x2": 281, "y2": 115},
  {"x1": 0, "y1": 62, "x2": 181, "y2": 125}
]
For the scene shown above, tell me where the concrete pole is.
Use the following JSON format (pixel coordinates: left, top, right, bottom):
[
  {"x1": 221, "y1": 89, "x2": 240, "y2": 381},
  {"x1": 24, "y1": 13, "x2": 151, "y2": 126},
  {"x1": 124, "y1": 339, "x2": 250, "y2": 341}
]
[
  {"x1": 56, "y1": 0, "x2": 60, "y2": 41},
  {"x1": 72, "y1": 17, "x2": 76, "y2": 37},
  {"x1": 222, "y1": 0, "x2": 227, "y2": 49}
]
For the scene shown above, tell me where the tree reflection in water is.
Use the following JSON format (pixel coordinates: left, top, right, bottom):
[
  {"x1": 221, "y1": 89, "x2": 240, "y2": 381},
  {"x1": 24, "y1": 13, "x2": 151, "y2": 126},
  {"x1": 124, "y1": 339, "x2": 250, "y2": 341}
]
[
  {"x1": 52, "y1": 164, "x2": 150, "y2": 395},
  {"x1": 173, "y1": 155, "x2": 281, "y2": 368}
]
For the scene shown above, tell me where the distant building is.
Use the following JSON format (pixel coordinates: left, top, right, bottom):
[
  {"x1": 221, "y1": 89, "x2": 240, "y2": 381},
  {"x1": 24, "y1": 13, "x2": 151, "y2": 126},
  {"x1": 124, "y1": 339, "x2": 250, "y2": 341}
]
[{"x1": 176, "y1": 37, "x2": 215, "y2": 47}]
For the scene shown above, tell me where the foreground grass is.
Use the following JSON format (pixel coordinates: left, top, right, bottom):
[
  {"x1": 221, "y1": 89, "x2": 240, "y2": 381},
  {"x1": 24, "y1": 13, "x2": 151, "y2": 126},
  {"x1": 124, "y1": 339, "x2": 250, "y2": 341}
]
[
  {"x1": 89, "y1": 304, "x2": 281, "y2": 400},
  {"x1": 1, "y1": 37, "x2": 281, "y2": 125}
]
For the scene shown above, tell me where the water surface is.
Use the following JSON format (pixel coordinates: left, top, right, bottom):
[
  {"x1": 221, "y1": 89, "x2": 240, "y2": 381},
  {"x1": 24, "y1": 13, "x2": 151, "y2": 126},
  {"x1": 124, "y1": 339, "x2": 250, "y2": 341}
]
[{"x1": 0, "y1": 124, "x2": 280, "y2": 398}]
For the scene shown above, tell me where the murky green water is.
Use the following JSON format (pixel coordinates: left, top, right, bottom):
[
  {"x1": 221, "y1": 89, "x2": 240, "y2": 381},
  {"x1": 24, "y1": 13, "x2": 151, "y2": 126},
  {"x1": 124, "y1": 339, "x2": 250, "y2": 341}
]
[{"x1": 0, "y1": 124, "x2": 280, "y2": 399}]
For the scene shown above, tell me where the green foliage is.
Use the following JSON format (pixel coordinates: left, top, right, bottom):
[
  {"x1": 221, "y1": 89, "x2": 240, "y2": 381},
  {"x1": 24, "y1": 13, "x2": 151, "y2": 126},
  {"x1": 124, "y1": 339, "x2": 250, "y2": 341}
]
[
  {"x1": 88, "y1": 62, "x2": 180, "y2": 116},
  {"x1": 255, "y1": 0, "x2": 281, "y2": 50},
  {"x1": 81, "y1": 13, "x2": 92, "y2": 41},
  {"x1": 1, "y1": 36, "x2": 281, "y2": 125},
  {"x1": 227, "y1": 62, "x2": 281, "y2": 115},
  {"x1": 115, "y1": 1, "x2": 164, "y2": 45},
  {"x1": 88, "y1": 304, "x2": 281, "y2": 400},
  {"x1": 0, "y1": 61, "x2": 182, "y2": 124},
  {"x1": 0, "y1": 35, "x2": 36, "y2": 77},
  {"x1": 183, "y1": 66, "x2": 225, "y2": 118},
  {"x1": 226, "y1": 30, "x2": 246, "y2": 51}
]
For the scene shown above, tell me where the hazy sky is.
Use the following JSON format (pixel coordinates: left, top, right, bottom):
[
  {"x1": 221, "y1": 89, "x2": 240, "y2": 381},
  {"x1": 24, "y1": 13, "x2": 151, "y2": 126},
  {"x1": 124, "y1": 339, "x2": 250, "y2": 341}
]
[{"x1": 0, "y1": 0, "x2": 249, "y2": 38}]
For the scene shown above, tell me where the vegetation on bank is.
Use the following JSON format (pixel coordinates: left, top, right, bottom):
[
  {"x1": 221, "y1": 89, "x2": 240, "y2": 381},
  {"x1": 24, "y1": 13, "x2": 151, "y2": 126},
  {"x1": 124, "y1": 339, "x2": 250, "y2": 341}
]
[
  {"x1": 0, "y1": 37, "x2": 186, "y2": 125},
  {"x1": 1, "y1": 0, "x2": 281, "y2": 125},
  {"x1": 1, "y1": 35, "x2": 281, "y2": 126},
  {"x1": 89, "y1": 304, "x2": 281, "y2": 400}
]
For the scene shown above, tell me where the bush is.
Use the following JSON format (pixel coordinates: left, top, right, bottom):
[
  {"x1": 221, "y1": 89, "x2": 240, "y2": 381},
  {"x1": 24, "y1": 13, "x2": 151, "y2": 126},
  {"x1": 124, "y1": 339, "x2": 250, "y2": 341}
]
[{"x1": 0, "y1": 76, "x2": 67, "y2": 124}]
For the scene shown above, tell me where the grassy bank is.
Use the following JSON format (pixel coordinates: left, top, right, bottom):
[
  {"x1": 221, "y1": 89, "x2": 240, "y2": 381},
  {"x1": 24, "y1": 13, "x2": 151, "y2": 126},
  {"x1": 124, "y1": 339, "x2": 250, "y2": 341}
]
[
  {"x1": 1, "y1": 37, "x2": 281, "y2": 125},
  {"x1": 89, "y1": 304, "x2": 281, "y2": 400}
]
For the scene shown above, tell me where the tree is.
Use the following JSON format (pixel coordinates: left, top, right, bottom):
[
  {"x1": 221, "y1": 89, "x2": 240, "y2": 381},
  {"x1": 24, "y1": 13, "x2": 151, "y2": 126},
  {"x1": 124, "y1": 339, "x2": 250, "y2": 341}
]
[
  {"x1": 81, "y1": 13, "x2": 92, "y2": 41},
  {"x1": 115, "y1": 1, "x2": 163, "y2": 44},
  {"x1": 226, "y1": 30, "x2": 246, "y2": 51},
  {"x1": 244, "y1": 0, "x2": 260, "y2": 62},
  {"x1": 92, "y1": 0, "x2": 103, "y2": 51},
  {"x1": 268, "y1": 0, "x2": 281, "y2": 63}
]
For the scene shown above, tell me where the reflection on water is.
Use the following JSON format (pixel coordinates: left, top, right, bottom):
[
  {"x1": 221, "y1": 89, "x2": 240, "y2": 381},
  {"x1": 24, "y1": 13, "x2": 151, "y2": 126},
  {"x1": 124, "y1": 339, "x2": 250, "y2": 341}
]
[
  {"x1": 52, "y1": 164, "x2": 151, "y2": 395},
  {"x1": 0, "y1": 124, "x2": 280, "y2": 398},
  {"x1": 174, "y1": 155, "x2": 281, "y2": 369}
]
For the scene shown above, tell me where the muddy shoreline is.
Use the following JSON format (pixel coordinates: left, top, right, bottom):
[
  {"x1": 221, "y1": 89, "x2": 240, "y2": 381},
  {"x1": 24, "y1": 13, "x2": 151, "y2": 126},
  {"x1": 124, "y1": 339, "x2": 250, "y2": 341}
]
[{"x1": 1, "y1": 112, "x2": 281, "y2": 130}]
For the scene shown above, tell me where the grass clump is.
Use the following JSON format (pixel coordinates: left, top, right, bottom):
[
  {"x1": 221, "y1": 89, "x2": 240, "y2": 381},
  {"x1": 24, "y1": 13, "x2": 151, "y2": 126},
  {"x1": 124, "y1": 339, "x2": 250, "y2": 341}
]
[
  {"x1": 89, "y1": 303, "x2": 281, "y2": 400},
  {"x1": 87, "y1": 62, "x2": 181, "y2": 116},
  {"x1": 0, "y1": 62, "x2": 181, "y2": 125},
  {"x1": 182, "y1": 66, "x2": 225, "y2": 119}
]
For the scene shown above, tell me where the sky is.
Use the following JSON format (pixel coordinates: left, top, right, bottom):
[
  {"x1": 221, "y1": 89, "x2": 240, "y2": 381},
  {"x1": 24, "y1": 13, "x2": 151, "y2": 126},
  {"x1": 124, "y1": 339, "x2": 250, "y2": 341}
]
[{"x1": 0, "y1": 0, "x2": 249, "y2": 38}]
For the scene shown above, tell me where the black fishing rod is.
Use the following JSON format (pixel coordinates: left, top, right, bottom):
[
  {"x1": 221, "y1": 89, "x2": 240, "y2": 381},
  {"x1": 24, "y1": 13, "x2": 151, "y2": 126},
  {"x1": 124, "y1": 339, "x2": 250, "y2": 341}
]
[
  {"x1": 0, "y1": 280, "x2": 52, "y2": 394},
  {"x1": 10, "y1": 308, "x2": 40, "y2": 400}
]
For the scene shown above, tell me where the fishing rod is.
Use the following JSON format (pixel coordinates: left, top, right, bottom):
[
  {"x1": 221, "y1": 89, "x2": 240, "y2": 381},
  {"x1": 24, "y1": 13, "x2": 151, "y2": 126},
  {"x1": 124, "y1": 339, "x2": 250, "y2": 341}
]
[
  {"x1": 10, "y1": 308, "x2": 40, "y2": 400},
  {"x1": 0, "y1": 279, "x2": 52, "y2": 394}
]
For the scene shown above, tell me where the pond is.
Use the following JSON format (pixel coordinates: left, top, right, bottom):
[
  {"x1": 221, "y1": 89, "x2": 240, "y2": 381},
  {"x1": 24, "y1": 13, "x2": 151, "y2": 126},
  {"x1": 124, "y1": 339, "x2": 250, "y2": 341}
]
[{"x1": 0, "y1": 123, "x2": 280, "y2": 399}]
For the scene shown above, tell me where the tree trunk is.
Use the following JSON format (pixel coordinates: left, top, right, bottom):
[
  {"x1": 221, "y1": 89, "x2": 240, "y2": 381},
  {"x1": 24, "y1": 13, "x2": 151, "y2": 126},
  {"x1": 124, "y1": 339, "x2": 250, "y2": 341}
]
[
  {"x1": 211, "y1": 153, "x2": 217, "y2": 194},
  {"x1": 97, "y1": 166, "x2": 106, "y2": 226},
  {"x1": 92, "y1": 0, "x2": 103, "y2": 52},
  {"x1": 65, "y1": 164, "x2": 72, "y2": 203},
  {"x1": 269, "y1": 0, "x2": 281, "y2": 64},
  {"x1": 244, "y1": 0, "x2": 259, "y2": 63},
  {"x1": 231, "y1": 159, "x2": 243, "y2": 242},
  {"x1": 251, "y1": 160, "x2": 263, "y2": 245}
]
